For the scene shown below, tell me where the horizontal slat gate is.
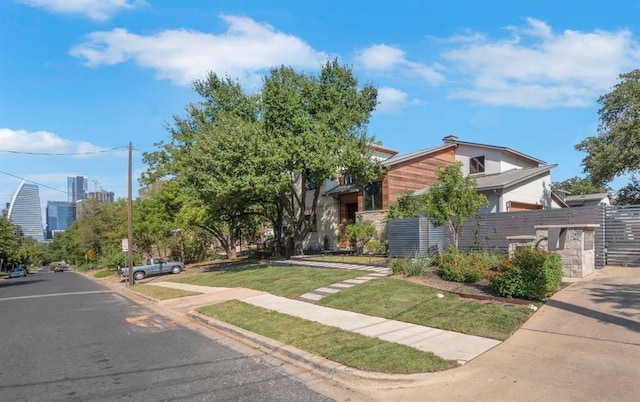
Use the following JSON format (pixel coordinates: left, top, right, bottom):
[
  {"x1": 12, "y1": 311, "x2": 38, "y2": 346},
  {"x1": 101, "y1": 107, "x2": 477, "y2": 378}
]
[{"x1": 604, "y1": 205, "x2": 640, "y2": 266}]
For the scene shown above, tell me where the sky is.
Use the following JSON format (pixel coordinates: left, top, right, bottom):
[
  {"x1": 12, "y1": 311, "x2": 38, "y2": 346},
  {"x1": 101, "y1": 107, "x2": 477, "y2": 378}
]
[{"x1": 2, "y1": 0, "x2": 640, "y2": 226}]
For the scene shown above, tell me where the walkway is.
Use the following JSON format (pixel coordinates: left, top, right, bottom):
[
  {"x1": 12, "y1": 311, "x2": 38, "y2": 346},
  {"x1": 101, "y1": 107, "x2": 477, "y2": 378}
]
[
  {"x1": 268, "y1": 258, "x2": 391, "y2": 303},
  {"x1": 149, "y1": 279, "x2": 500, "y2": 364}
]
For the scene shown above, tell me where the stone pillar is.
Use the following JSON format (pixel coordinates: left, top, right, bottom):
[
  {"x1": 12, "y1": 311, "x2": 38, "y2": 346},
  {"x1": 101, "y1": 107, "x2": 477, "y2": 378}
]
[{"x1": 534, "y1": 224, "x2": 599, "y2": 278}]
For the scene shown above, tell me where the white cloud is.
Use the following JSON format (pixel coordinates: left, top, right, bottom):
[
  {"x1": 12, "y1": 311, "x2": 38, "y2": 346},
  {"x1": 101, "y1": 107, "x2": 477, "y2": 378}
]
[
  {"x1": 70, "y1": 15, "x2": 328, "y2": 87},
  {"x1": 355, "y1": 44, "x2": 445, "y2": 85},
  {"x1": 18, "y1": 0, "x2": 147, "y2": 21},
  {"x1": 443, "y1": 18, "x2": 640, "y2": 108},
  {"x1": 0, "y1": 128, "x2": 108, "y2": 156},
  {"x1": 376, "y1": 87, "x2": 423, "y2": 114}
]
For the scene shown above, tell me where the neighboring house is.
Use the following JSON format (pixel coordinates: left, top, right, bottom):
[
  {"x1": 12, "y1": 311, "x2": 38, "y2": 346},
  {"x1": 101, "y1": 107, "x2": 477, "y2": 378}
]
[
  {"x1": 564, "y1": 192, "x2": 612, "y2": 207},
  {"x1": 301, "y1": 135, "x2": 559, "y2": 251}
]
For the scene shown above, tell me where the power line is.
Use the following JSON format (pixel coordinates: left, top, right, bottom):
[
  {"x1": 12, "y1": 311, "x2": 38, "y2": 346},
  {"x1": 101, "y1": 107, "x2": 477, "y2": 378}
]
[
  {"x1": 0, "y1": 170, "x2": 68, "y2": 194},
  {"x1": 0, "y1": 146, "x2": 129, "y2": 156}
]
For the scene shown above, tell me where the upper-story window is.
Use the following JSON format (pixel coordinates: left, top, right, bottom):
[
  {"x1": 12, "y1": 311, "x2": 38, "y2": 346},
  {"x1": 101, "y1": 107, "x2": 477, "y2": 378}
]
[
  {"x1": 470, "y1": 156, "x2": 485, "y2": 174},
  {"x1": 343, "y1": 174, "x2": 355, "y2": 186},
  {"x1": 363, "y1": 181, "x2": 382, "y2": 211}
]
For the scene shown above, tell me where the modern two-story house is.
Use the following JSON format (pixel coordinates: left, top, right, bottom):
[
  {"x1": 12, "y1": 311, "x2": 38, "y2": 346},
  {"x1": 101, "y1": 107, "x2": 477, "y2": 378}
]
[{"x1": 302, "y1": 135, "x2": 560, "y2": 251}]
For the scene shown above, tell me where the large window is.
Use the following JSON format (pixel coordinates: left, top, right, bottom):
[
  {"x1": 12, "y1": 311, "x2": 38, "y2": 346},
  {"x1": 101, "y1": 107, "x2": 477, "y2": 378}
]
[
  {"x1": 470, "y1": 155, "x2": 485, "y2": 174},
  {"x1": 363, "y1": 181, "x2": 382, "y2": 211}
]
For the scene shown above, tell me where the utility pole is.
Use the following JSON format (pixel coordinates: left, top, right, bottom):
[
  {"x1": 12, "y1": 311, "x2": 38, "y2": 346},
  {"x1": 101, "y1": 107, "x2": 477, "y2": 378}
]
[{"x1": 127, "y1": 142, "x2": 134, "y2": 286}]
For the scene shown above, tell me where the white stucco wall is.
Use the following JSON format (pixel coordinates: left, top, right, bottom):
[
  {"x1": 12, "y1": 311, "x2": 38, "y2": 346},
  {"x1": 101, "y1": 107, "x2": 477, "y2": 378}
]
[
  {"x1": 501, "y1": 175, "x2": 555, "y2": 210},
  {"x1": 455, "y1": 144, "x2": 540, "y2": 175}
]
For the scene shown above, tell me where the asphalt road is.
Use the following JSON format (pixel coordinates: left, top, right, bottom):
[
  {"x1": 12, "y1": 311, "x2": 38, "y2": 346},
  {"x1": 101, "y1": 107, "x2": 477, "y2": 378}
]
[{"x1": 0, "y1": 268, "x2": 335, "y2": 401}]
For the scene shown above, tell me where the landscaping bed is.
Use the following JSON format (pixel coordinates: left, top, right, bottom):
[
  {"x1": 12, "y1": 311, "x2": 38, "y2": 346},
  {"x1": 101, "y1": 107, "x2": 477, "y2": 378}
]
[{"x1": 405, "y1": 266, "x2": 534, "y2": 305}]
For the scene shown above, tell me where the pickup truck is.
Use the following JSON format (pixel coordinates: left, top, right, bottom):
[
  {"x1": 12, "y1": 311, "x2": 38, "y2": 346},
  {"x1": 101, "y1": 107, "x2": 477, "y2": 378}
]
[{"x1": 118, "y1": 258, "x2": 184, "y2": 281}]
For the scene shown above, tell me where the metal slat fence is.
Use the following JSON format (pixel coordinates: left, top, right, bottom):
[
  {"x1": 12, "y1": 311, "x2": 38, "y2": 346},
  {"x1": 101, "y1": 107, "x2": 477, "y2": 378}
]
[
  {"x1": 388, "y1": 205, "x2": 640, "y2": 267},
  {"x1": 457, "y1": 206, "x2": 606, "y2": 267}
]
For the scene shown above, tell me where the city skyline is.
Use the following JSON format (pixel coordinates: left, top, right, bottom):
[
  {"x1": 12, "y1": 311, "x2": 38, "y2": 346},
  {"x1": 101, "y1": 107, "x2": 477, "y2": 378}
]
[{"x1": 2, "y1": 175, "x2": 116, "y2": 241}]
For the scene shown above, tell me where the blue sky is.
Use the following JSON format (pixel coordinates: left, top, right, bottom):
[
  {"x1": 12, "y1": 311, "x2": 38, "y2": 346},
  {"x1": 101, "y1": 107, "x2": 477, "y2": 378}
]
[{"x1": 2, "y1": 0, "x2": 640, "y2": 224}]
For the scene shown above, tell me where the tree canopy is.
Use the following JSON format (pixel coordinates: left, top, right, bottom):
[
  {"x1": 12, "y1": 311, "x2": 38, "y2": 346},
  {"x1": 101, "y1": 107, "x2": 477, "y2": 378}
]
[
  {"x1": 576, "y1": 69, "x2": 640, "y2": 184},
  {"x1": 615, "y1": 176, "x2": 640, "y2": 205},
  {"x1": 142, "y1": 59, "x2": 382, "y2": 257},
  {"x1": 552, "y1": 176, "x2": 611, "y2": 196}
]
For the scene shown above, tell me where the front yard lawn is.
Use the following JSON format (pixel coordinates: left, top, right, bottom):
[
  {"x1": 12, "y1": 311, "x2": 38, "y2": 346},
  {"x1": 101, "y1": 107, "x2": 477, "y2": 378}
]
[
  {"x1": 198, "y1": 300, "x2": 458, "y2": 374},
  {"x1": 169, "y1": 265, "x2": 368, "y2": 298},
  {"x1": 318, "y1": 278, "x2": 533, "y2": 340}
]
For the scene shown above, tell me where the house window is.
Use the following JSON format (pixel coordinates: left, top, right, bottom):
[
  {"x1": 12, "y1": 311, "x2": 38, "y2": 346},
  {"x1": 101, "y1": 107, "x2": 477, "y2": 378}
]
[
  {"x1": 470, "y1": 156, "x2": 485, "y2": 174},
  {"x1": 363, "y1": 181, "x2": 382, "y2": 211},
  {"x1": 343, "y1": 174, "x2": 354, "y2": 186}
]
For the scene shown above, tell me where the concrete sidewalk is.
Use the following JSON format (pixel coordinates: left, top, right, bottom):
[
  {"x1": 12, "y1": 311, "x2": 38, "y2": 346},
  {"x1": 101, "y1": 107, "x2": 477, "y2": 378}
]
[{"x1": 149, "y1": 281, "x2": 500, "y2": 364}]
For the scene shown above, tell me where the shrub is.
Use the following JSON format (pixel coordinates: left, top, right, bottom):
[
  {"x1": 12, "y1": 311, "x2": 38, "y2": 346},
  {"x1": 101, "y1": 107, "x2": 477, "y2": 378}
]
[
  {"x1": 438, "y1": 248, "x2": 484, "y2": 283},
  {"x1": 366, "y1": 239, "x2": 387, "y2": 256},
  {"x1": 405, "y1": 257, "x2": 430, "y2": 277},
  {"x1": 490, "y1": 247, "x2": 562, "y2": 300},
  {"x1": 389, "y1": 257, "x2": 409, "y2": 275},
  {"x1": 388, "y1": 255, "x2": 429, "y2": 277}
]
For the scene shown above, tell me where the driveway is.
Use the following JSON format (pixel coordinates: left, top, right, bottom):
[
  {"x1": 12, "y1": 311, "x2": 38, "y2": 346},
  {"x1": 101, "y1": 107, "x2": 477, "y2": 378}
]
[{"x1": 365, "y1": 266, "x2": 640, "y2": 401}]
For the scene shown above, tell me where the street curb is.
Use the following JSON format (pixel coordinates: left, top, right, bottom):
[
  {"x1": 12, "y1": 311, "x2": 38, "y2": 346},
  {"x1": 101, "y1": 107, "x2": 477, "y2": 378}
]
[
  {"x1": 186, "y1": 311, "x2": 439, "y2": 385},
  {"x1": 94, "y1": 275, "x2": 448, "y2": 385}
]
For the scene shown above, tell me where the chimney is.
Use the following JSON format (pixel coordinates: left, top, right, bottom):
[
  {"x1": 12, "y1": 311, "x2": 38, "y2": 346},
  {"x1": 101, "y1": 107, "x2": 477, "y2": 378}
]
[{"x1": 443, "y1": 134, "x2": 459, "y2": 144}]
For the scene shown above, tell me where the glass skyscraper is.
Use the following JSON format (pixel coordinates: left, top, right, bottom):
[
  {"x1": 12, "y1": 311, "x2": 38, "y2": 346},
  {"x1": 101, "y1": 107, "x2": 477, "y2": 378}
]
[
  {"x1": 7, "y1": 181, "x2": 45, "y2": 242},
  {"x1": 46, "y1": 201, "x2": 76, "y2": 239},
  {"x1": 67, "y1": 176, "x2": 88, "y2": 203}
]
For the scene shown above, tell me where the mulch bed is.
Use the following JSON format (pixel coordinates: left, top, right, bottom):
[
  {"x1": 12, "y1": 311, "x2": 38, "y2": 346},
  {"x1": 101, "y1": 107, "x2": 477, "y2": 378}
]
[{"x1": 401, "y1": 266, "x2": 536, "y2": 306}]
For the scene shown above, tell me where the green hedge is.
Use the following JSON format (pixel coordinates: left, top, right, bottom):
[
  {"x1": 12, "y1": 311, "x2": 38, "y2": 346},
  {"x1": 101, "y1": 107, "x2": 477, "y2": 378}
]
[{"x1": 490, "y1": 247, "x2": 562, "y2": 300}]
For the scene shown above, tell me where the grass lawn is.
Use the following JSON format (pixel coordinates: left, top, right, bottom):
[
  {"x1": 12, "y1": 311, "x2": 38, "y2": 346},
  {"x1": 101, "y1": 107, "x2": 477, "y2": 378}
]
[
  {"x1": 318, "y1": 278, "x2": 533, "y2": 341},
  {"x1": 131, "y1": 284, "x2": 203, "y2": 300},
  {"x1": 198, "y1": 300, "x2": 458, "y2": 374},
  {"x1": 169, "y1": 265, "x2": 369, "y2": 298}
]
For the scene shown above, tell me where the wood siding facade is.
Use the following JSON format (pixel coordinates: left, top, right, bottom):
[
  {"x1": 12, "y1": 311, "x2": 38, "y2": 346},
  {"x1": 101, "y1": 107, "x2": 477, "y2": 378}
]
[{"x1": 383, "y1": 147, "x2": 455, "y2": 208}]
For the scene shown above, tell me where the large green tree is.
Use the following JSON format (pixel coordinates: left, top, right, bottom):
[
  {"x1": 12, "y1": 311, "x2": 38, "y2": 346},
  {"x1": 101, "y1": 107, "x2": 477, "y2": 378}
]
[
  {"x1": 143, "y1": 74, "x2": 269, "y2": 258},
  {"x1": 422, "y1": 162, "x2": 488, "y2": 248},
  {"x1": 71, "y1": 199, "x2": 125, "y2": 265},
  {"x1": 552, "y1": 176, "x2": 611, "y2": 195},
  {"x1": 576, "y1": 69, "x2": 640, "y2": 184},
  {"x1": 144, "y1": 60, "x2": 382, "y2": 257},
  {"x1": 262, "y1": 60, "x2": 382, "y2": 253}
]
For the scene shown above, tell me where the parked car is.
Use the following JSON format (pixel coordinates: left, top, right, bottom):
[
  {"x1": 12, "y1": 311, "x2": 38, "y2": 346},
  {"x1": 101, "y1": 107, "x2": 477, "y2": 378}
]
[
  {"x1": 54, "y1": 264, "x2": 65, "y2": 272},
  {"x1": 118, "y1": 258, "x2": 184, "y2": 281},
  {"x1": 7, "y1": 267, "x2": 28, "y2": 278}
]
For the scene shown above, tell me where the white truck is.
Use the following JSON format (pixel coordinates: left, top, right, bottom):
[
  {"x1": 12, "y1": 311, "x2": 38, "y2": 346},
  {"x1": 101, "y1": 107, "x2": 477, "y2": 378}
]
[{"x1": 118, "y1": 257, "x2": 184, "y2": 281}]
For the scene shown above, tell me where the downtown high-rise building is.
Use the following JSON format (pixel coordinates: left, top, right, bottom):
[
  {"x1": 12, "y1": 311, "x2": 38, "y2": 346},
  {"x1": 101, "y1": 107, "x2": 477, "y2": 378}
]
[
  {"x1": 7, "y1": 180, "x2": 45, "y2": 242},
  {"x1": 67, "y1": 176, "x2": 88, "y2": 203},
  {"x1": 46, "y1": 201, "x2": 76, "y2": 239}
]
